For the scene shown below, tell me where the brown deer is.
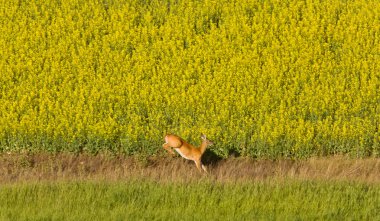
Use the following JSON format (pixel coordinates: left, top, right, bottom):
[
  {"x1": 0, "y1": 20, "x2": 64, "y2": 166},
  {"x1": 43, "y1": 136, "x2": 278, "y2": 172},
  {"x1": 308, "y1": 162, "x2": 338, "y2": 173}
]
[{"x1": 163, "y1": 134, "x2": 214, "y2": 173}]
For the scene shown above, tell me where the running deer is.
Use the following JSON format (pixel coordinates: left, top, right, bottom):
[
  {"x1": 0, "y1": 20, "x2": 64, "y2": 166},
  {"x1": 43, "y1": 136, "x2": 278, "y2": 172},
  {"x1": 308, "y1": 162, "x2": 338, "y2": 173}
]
[{"x1": 162, "y1": 134, "x2": 214, "y2": 173}]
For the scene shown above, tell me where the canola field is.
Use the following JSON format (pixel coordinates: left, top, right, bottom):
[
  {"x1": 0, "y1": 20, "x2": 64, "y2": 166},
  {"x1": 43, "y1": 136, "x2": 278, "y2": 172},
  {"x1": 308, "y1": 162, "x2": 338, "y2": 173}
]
[{"x1": 0, "y1": 0, "x2": 379, "y2": 158}]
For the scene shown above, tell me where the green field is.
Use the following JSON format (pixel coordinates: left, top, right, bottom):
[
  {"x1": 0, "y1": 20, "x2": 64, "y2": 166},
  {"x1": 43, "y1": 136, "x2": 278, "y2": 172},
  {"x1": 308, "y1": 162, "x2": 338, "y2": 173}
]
[
  {"x1": 1, "y1": 0, "x2": 379, "y2": 158},
  {"x1": 1, "y1": 154, "x2": 380, "y2": 221},
  {"x1": 0, "y1": 180, "x2": 379, "y2": 221}
]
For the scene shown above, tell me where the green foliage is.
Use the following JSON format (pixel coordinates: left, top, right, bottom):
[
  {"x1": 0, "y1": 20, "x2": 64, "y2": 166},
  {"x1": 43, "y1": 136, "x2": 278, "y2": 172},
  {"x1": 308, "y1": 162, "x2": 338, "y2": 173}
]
[
  {"x1": 0, "y1": 0, "x2": 379, "y2": 157},
  {"x1": 0, "y1": 180, "x2": 379, "y2": 220}
]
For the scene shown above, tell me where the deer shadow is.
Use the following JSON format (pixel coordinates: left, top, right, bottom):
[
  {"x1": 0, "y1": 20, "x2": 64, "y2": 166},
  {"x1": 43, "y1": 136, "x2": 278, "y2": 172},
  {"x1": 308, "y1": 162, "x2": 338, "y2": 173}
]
[{"x1": 201, "y1": 148, "x2": 240, "y2": 167}]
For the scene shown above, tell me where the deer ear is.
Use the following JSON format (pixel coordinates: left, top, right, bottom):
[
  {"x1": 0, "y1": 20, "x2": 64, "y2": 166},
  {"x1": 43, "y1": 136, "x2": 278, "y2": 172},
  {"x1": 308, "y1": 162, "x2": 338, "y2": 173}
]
[{"x1": 201, "y1": 134, "x2": 206, "y2": 140}]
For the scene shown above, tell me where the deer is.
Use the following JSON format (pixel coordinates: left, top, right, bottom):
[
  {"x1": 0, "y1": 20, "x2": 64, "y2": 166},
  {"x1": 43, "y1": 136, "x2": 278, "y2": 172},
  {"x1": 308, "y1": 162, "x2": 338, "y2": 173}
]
[{"x1": 162, "y1": 134, "x2": 214, "y2": 173}]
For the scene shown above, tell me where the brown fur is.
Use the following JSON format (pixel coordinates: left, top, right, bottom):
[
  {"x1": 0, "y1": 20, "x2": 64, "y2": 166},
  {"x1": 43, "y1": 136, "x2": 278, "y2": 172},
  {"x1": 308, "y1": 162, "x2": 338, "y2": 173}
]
[{"x1": 163, "y1": 134, "x2": 214, "y2": 173}]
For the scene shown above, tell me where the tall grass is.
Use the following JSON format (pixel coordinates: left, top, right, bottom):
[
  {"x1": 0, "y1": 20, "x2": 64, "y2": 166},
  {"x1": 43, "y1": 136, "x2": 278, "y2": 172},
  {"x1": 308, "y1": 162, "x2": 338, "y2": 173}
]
[
  {"x1": 2, "y1": 153, "x2": 380, "y2": 184},
  {"x1": 0, "y1": 0, "x2": 379, "y2": 157},
  {"x1": 0, "y1": 180, "x2": 379, "y2": 221}
]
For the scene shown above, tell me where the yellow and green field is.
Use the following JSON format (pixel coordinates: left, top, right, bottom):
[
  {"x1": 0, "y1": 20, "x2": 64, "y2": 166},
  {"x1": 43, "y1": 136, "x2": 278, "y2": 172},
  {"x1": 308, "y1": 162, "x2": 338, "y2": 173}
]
[
  {"x1": 1, "y1": 0, "x2": 379, "y2": 158},
  {"x1": 2, "y1": 1, "x2": 380, "y2": 220}
]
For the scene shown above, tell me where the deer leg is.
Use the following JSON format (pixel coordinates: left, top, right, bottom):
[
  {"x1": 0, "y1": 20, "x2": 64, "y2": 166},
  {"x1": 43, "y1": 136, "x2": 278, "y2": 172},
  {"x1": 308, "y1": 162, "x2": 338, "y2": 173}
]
[
  {"x1": 194, "y1": 159, "x2": 205, "y2": 173},
  {"x1": 163, "y1": 143, "x2": 175, "y2": 155},
  {"x1": 201, "y1": 164, "x2": 208, "y2": 174}
]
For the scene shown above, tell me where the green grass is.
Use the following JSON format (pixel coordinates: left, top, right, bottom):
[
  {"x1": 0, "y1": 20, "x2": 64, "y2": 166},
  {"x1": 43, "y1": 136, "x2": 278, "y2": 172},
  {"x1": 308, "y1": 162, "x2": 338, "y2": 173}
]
[{"x1": 0, "y1": 180, "x2": 379, "y2": 220}]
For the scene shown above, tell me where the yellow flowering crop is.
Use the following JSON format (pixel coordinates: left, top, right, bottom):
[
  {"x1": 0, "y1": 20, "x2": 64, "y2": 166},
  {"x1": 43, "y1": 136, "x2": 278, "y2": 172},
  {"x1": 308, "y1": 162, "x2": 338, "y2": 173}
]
[{"x1": 0, "y1": 0, "x2": 379, "y2": 158}]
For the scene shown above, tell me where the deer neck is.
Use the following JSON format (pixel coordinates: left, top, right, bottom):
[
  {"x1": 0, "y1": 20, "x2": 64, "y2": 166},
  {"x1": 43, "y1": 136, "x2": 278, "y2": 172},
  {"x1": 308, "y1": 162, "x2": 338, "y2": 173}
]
[{"x1": 199, "y1": 140, "x2": 208, "y2": 154}]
